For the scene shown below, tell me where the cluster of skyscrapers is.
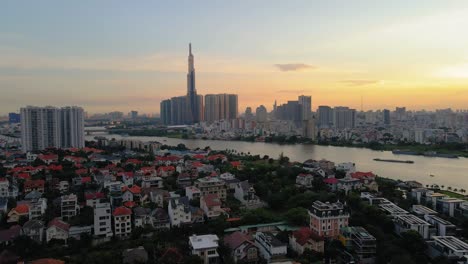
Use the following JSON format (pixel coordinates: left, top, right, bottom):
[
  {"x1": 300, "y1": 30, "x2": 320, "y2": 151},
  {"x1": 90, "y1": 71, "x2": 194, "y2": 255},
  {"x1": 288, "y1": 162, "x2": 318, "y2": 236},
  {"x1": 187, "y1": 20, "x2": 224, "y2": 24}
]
[
  {"x1": 273, "y1": 95, "x2": 312, "y2": 123},
  {"x1": 317, "y1": 106, "x2": 357, "y2": 129},
  {"x1": 20, "y1": 106, "x2": 85, "y2": 152},
  {"x1": 160, "y1": 44, "x2": 238, "y2": 125}
]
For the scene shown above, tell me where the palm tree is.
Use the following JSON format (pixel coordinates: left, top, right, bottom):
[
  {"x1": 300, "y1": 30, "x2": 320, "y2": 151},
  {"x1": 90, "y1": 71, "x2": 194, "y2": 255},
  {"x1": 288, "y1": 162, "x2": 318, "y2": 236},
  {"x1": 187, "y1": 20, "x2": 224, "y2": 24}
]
[
  {"x1": 454, "y1": 188, "x2": 458, "y2": 192},
  {"x1": 448, "y1": 186, "x2": 452, "y2": 191},
  {"x1": 441, "y1": 185, "x2": 445, "y2": 190}
]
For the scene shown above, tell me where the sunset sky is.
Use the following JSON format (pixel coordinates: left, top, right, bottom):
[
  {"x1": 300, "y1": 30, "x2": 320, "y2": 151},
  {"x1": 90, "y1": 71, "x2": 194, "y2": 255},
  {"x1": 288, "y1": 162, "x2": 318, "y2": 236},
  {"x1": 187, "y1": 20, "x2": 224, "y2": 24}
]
[{"x1": 1, "y1": 1, "x2": 468, "y2": 115}]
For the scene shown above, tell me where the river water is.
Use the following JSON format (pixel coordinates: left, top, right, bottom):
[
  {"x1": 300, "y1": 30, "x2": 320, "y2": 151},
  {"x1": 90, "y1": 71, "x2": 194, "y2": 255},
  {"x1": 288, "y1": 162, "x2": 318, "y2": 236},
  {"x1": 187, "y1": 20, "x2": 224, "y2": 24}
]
[{"x1": 86, "y1": 133, "x2": 468, "y2": 190}]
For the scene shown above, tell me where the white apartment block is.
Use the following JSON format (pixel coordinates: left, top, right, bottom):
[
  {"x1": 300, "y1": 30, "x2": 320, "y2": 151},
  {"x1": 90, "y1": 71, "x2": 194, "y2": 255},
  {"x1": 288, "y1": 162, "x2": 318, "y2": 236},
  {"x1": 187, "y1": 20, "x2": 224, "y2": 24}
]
[
  {"x1": 29, "y1": 198, "x2": 47, "y2": 219},
  {"x1": 61, "y1": 194, "x2": 80, "y2": 220},
  {"x1": 0, "y1": 179, "x2": 18, "y2": 199},
  {"x1": 60, "y1": 106, "x2": 85, "y2": 148},
  {"x1": 20, "y1": 106, "x2": 84, "y2": 152},
  {"x1": 168, "y1": 197, "x2": 191, "y2": 227},
  {"x1": 93, "y1": 202, "x2": 113, "y2": 237}
]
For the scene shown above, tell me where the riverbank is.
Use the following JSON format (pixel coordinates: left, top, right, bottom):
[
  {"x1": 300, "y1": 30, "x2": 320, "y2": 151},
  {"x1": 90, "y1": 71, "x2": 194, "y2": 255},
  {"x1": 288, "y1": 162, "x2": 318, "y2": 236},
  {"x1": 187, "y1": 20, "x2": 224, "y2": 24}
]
[{"x1": 110, "y1": 129, "x2": 468, "y2": 157}]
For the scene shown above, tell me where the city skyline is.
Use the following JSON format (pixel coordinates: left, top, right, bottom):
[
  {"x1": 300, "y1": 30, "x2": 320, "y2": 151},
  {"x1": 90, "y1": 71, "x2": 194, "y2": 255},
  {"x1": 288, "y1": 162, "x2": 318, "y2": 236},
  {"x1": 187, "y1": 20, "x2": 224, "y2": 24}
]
[{"x1": 2, "y1": 1, "x2": 468, "y2": 114}]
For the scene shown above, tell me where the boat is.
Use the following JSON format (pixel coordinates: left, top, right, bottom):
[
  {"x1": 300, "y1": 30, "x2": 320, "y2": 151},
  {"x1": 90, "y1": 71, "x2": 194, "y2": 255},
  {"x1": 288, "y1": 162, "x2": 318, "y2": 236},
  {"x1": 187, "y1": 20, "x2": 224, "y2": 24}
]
[
  {"x1": 392, "y1": 149, "x2": 419, "y2": 155},
  {"x1": 373, "y1": 158, "x2": 414, "y2": 164},
  {"x1": 430, "y1": 174, "x2": 435, "y2": 177},
  {"x1": 423, "y1": 151, "x2": 459, "y2": 159}
]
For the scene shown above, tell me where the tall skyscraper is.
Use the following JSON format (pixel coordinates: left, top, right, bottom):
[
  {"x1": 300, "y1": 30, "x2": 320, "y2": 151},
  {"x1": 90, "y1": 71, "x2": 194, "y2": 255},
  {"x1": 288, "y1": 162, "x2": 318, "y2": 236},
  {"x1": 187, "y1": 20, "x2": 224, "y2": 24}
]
[
  {"x1": 228, "y1": 94, "x2": 238, "y2": 120},
  {"x1": 21, "y1": 106, "x2": 61, "y2": 152},
  {"x1": 302, "y1": 117, "x2": 316, "y2": 140},
  {"x1": 298, "y1": 95, "x2": 312, "y2": 120},
  {"x1": 204, "y1": 94, "x2": 238, "y2": 123},
  {"x1": 21, "y1": 106, "x2": 84, "y2": 152},
  {"x1": 204, "y1": 94, "x2": 219, "y2": 123},
  {"x1": 160, "y1": 44, "x2": 239, "y2": 125},
  {"x1": 318, "y1": 106, "x2": 333, "y2": 128},
  {"x1": 275, "y1": 101, "x2": 301, "y2": 122},
  {"x1": 60, "y1": 106, "x2": 85, "y2": 149},
  {"x1": 171, "y1": 96, "x2": 188, "y2": 125},
  {"x1": 187, "y1": 43, "x2": 200, "y2": 124},
  {"x1": 333, "y1": 107, "x2": 356, "y2": 129},
  {"x1": 256, "y1": 105, "x2": 267, "y2": 123},
  {"x1": 383, "y1": 109, "x2": 391, "y2": 125},
  {"x1": 160, "y1": 99, "x2": 172, "y2": 125},
  {"x1": 130, "y1": 110, "x2": 138, "y2": 120}
]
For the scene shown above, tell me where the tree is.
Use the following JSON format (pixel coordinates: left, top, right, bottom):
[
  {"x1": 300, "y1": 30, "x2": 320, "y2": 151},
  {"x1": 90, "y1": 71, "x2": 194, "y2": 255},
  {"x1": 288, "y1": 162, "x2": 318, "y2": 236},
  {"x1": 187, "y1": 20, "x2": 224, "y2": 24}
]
[
  {"x1": 285, "y1": 207, "x2": 309, "y2": 226},
  {"x1": 183, "y1": 255, "x2": 203, "y2": 264}
]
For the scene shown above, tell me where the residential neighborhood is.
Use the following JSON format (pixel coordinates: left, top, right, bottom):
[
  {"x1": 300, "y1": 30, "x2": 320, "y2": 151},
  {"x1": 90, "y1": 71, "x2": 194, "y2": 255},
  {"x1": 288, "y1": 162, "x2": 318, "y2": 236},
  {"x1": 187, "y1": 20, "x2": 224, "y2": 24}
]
[{"x1": 0, "y1": 137, "x2": 467, "y2": 264}]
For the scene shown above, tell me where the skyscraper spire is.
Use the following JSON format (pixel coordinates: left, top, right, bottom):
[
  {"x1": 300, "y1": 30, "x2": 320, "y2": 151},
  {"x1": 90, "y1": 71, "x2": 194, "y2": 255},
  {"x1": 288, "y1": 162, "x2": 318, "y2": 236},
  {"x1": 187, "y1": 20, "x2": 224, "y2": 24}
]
[{"x1": 187, "y1": 43, "x2": 199, "y2": 124}]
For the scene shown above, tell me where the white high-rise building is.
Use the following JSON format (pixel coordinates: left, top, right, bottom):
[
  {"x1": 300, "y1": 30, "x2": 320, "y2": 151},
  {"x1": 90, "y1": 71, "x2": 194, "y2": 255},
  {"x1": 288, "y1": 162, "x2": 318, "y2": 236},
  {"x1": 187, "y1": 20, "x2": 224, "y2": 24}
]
[
  {"x1": 20, "y1": 106, "x2": 84, "y2": 152},
  {"x1": 60, "y1": 106, "x2": 85, "y2": 149},
  {"x1": 21, "y1": 106, "x2": 61, "y2": 152}
]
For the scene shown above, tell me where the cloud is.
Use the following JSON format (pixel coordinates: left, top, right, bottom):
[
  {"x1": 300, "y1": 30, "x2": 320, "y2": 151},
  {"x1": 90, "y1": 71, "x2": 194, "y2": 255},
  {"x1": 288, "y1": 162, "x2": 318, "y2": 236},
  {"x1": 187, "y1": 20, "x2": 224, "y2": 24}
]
[
  {"x1": 436, "y1": 63, "x2": 468, "y2": 78},
  {"x1": 274, "y1": 63, "x2": 316, "y2": 72},
  {"x1": 276, "y1": 89, "x2": 306, "y2": 94},
  {"x1": 341, "y1": 79, "x2": 381, "y2": 86}
]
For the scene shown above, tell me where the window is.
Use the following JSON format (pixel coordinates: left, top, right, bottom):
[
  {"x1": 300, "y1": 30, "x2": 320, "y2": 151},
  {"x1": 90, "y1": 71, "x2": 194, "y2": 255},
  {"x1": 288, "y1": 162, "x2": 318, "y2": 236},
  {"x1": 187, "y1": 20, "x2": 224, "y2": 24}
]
[{"x1": 207, "y1": 250, "x2": 216, "y2": 255}]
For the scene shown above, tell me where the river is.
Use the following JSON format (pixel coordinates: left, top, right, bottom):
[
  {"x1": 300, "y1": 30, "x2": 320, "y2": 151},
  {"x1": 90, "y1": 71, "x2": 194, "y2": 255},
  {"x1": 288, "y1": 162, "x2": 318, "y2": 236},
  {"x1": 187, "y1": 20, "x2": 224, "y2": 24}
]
[{"x1": 86, "y1": 133, "x2": 468, "y2": 191}]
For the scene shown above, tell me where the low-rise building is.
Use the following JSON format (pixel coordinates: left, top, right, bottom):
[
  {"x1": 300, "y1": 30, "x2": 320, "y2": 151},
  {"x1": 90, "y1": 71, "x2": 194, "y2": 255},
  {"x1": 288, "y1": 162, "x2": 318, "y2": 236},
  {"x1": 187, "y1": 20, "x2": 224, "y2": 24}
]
[
  {"x1": 141, "y1": 176, "x2": 163, "y2": 189},
  {"x1": 378, "y1": 202, "x2": 408, "y2": 217},
  {"x1": 427, "y1": 236, "x2": 468, "y2": 261},
  {"x1": 195, "y1": 176, "x2": 227, "y2": 201},
  {"x1": 224, "y1": 231, "x2": 259, "y2": 263},
  {"x1": 308, "y1": 201, "x2": 349, "y2": 238},
  {"x1": 339, "y1": 226, "x2": 377, "y2": 264},
  {"x1": 201, "y1": 194, "x2": 224, "y2": 219},
  {"x1": 0, "y1": 178, "x2": 18, "y2": 199},
  {"x1": 424, "y1": 215, "x2": 457, "y2": 237},
  {"x1": 29, "y1": 198, "x2": 47, "y2": 219},
  {"x1": 289, "y1": 227, "x2": 324, "y2": 255},
  {"x1": 24, "y1": 179, "x2": 45, "y2": 194},
  {"x1": 150, "y1": 208, "x2": 170, "y2": 230},
  {"x1": 168, "y1": 197, "x2": 191, "y2": 227},
  {"x1": 133, "y1": 207, "x2": 152, "y2": 228},
  {"x1": 123, "y1": 246, "x2": 149, "y2": 264},
  {"x1": 393, "y1": 214, "x2": 431, "y2": 239},
  {"x1": 186, "y1": 186, "x2": 201, "y2": 200},
  {"x1": 7, "y1": 204, "x2": 29, "y2": 223},
  {"x1": 68, "y1": 225, "x2": 93, "y2": 240},
  {"x1": 61, "y1": 194, "x2": 80, "y2": 220},
  {"x1": 234, "y1": 181, "x2": 264, "y2": 209},
  {"x1": 189, "y1": 234, "x2": 220, "y2": 264},
  {"x1": 295, "y1": 173, "x2": 314, "y2": 188},
  {"x1": 437, "y1": 198, "x2": 465, "y2": 217},
  {"x1": 255, "y1": 232, "x2": 287, "y2": 263},
  {"x1": 46, "y1": 218, "x2": 70, "y2": 242},
  {"x1": 22, "y1": 219, "x2": 44, "y2": 243},
  {"x1": 412, "y1": 205, "x2": 438, "y2": 217},
  {"x1": 113, "y1": 206, "x2": 132, "y2": 238}
]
